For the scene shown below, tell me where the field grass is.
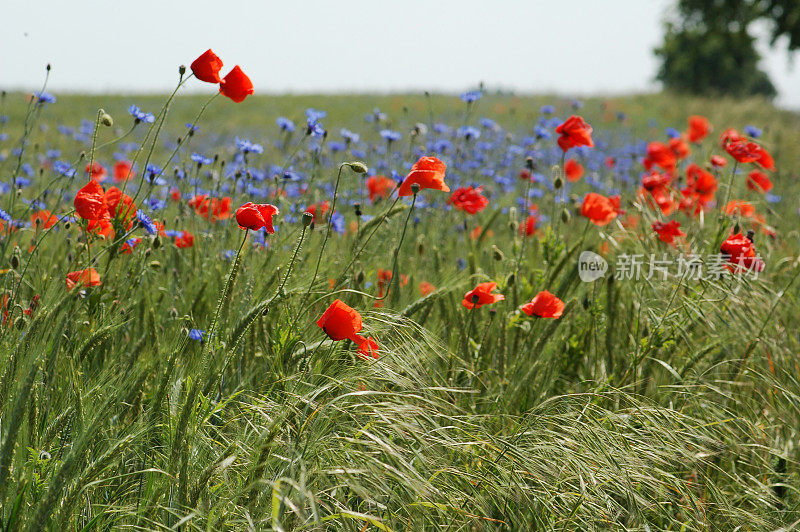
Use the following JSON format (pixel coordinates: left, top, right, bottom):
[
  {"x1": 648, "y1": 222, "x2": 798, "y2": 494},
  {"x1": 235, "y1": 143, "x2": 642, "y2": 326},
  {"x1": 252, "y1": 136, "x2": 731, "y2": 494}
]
[{"x1": 0, "y1": 85, "x2": 799, "y2": 530}]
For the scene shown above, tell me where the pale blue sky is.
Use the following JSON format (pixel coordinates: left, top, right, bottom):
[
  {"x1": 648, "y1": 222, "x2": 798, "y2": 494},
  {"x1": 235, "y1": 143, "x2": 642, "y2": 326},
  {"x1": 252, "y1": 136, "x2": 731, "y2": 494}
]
[{"x1": 2, "y1": 0, "x2": 799, "y2": 107}]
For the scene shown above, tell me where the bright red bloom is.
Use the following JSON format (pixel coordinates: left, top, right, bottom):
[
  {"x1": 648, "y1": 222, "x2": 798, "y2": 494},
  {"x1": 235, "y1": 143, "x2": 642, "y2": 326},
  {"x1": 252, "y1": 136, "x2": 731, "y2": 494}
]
[
  {"x1": 175, "y1": 231, "x2": 195, "y2": 248},
  {"x1": 710, "y1": 155, "x2": 728, "y2": 167},
  {"x1": 686, "y1": 115, "x2": 711, "y2": 143},
  {"x1": 397, "y1": 156, "x2": 449, "y2": 197},
  {"x1": 219, "y1": 66, "x2": 254, "y2": 103},
  {"x1": 31, "y1": 210, "x2": 58, "y2": 229},
  {"x1": 564, "y1": 159, "x2": 584, "y2": 182},
  {"x1": 121, "y1": 237, "x2": 141, "y2": 254},
  {"x1": 669, "y1": 137, "x2": 690, "y2": 160},
  {"x1": 747, "y1": 170, "x2": 773, "y2": 193},
  {"x1": 113, "y1": 160, "x2": 134, "y2": 182},
  {"x1": 652, "y1": 220, "x2": 685, "y2": 245},
  {"x1": 725, "y1": 200, "x2": 756, "y2": 218},
  {"x1": 643, "y1": 142, "x2": 677, "y2": 172},
  {"x1": 719, "y1": 128, "x2": 742, "y2": 148},
  {"x1": 86, "y1": 218, "x2": 114, "y2": 239},
  {"x1": 720, "y1": 233, "x2": 765, "y2": 272},
  {"x1": 366, "y1": 175, "x2": 396, "y2": 202},
  {"x1": 356, "y1": 336, "x2": 380, "y2": 360},
  {"x1": 305, "y1": 201, "x2": 330, "y2": 223},
  {"x1": 191, "y1": 49, "x2": 223, "y2": 83},
  {"x1": 685, "y1": 163, "x2": 718, "y2": 204},
  {"x1": 461, "y1": 282, "x2": 504, "y2": 309},
  {"x1": 66, "y1": 268, "x2": 101, "y2": 290},
  {"x1": 448, "y1": 186, "x2": 489, "y2": 215},
  {"x1": 641, "y1": 171, "x2": 672, "y2": 192},
  {"x1": 316, "y1": 299, "x2": 363, "y2": 341},
  {"x1": 235, "y1": 202, "x2": 279, "y2": 232},
  {"x1": 725, "y1": 139, "x2": 762, "y2": 164},
  {"x1": 85, "y1": 162, "x2": 107, "y2": 181},
  {"x1": 518, "y1": 169, "x2": 531, "y2": 181},
  {"x1": 555, "y1": 115, "x2": 594, "y2": 152},
  {"x1": 74, "y1": 180, "x2": 107, "y2": 221},
  {"x1": 580, "y1": 192, "x2": 618, "y2": 226},
  {"x1": 418, "y1": 281, "x2": 436, "y2": 296},
  {"x1": 105, "y1": 186, "x2": 137, "y2": 224},
  {"x1": 756, "y1": 147, "x2": 775, "y2": 171},
  {"x1": 520, "y1": 290, "x2": 565, "y2": 319},
  {"x1": 170, "y1": 188, "x2": 182, "y2": 202}
]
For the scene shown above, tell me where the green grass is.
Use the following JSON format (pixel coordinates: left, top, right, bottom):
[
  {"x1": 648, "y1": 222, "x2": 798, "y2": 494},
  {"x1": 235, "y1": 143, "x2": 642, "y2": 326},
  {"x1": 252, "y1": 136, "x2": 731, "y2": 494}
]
[{"x1": 0, "y1": 88, "x2": 799, "y2": 530}]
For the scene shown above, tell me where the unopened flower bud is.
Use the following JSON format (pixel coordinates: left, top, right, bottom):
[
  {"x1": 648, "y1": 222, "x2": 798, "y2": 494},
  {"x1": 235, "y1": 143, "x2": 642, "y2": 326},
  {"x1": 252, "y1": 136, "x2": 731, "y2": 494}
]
[
  {"x1": 525, "y1": 156, "x2": 534, "y2": 170},
  {"x1": 554, "y1": 176, "x2": 564, "y2": 189},
  {"x1": 353, "y1": 203, "x2": 362, "y2": 217},
  {"x1": 302, "y1": 212, "x2": 314, "y2": 227},
  {"x1": 746, "y1": 229, "x2": 755, "y2": 242},
  {"x1": 344, "y1": 161, "x2": 368, "y2": 174},
  {"x1": 178, "y1": 65, "x2": 186, "y2": 76},
  {"x1": 99, "y1": 110, "x2": 113, "y2": 127},
  {"x1": 492, "y1": 245, "x2": 504, "y2": 262},
  {"x1": 506, "y1": 272, "x2": 515, "y2": 287},
  {"x1": 561, "y1": 209, "x2": 571, "y2": 223}
]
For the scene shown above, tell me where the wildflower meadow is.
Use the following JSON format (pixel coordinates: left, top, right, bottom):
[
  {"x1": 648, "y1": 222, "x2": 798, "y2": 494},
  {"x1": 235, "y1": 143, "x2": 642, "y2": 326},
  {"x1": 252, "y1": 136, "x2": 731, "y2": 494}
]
[{"x1": 1, "y1": 51, "x2": 800, "y2": 530}]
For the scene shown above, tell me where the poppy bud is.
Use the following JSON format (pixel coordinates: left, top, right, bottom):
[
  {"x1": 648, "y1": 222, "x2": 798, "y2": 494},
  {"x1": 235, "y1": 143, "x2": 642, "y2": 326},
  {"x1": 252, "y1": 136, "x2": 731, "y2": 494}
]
[
  {"x1": 416, "y1": 235, "x2": 425, "y2": 256},
  {"x1": 553, "y1": 176, "x2": 564, "y2": 189},
  {"x1": 492, "y1": 245, "x2": 504, "y2": 262},
  {"x1": 11, "y1": 247, "x2": 20, "y2": 270},
  {"x1": 355, "y1": 269, "x2": 365, "y2": 285},
  {"x1": 179, "y1": 64, "x2": 186, "y2": 76},
  {"x1": 149, "y1": 261, "x2": 161, "y2": 270},
  {"x1": 302, "y1": 212, "x2": 314, "y2": 227},
  {"x1": 410, "y1": 183, "x2": 421, "y2": 195},
  {"x1": 746, "y1": 230, "x2": 755, "y2": 243},
  {"x1": 525, "y1": 156, "x2": 534, "y2": 170},
  {"x1": 509, "y1": 220, "x2": 519, "y2": 232},
  {"x1": 561, "y1": 209, "x2": 571, "y2": 223},
  {"x1": 99, "y1": 110, "x2": 113, "y2": 127},
  {"x1": 15, "y1": 316, "x2": 25, "y2": 330},
  {"x1": 582, "y1": 296, "x2": 591, "y2": 310},
  {"x1": 344, "y1": 161, "x2": 368, "y2": 174},
  {"x1": 46, "y1": 63, "x2": 51, "y2": 72},
  {"x1": 506, "y1": 272, "x2": 515, "y2": 287},
  {"x1": 733, "y1": 223, "x2": 740, "y2": 234},
  {"x1": 353, "y1": 203, "x2": 362, "y2": 217},
  {"x1": 508, "y1": 206, "x2": 518, "y2": 223},
  {"x1": 169, "y1": 307, "x2": 179, "y2": 318},
  {"x1": 153, "y1": 235, "x2": 162, "y2": 249}
]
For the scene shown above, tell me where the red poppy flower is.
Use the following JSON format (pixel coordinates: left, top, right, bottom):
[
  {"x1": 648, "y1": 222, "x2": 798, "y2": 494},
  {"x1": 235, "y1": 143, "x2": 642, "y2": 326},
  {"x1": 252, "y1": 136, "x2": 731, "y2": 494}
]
[
  {"x1": 555, "y1": 115, "x2": 594, "y2": 152},
  {"x1": 170, "y1": 188, "x2": 182, "y2": 202},
  {"x1": 448, "y1": 186, "x2": 489, "y2": 215},
  {"x1": 74, "y1": 180, "x2": 107, "y2": 221},
  {"x1": 710, "y1": 155, "x2": 727, "y2": 167},
  {"x1": 397, "y1": 156, "x2": 449, "y2": 197},
  {"x1": 85, "y1": 162, "x2": 107, "y2": 181},
  {"x1": 356, "y1": 336, "x2": 380, "y2": 360},
  {"x1": 105, "y1": 186, "x2": 137, "y2": 224},
  {"x1": 66, "y1": 268, "x2": 101, "y2": 290},
  {"x1": 652, "y1": 220, "x2": 685, "y2": 245},
  {"x1": 685, "y1": 163, "x2": 718, "y2": 204},
  {"x1": 747, "y1": 170, "x2": 773, "y2": 193},
  {"x1": 669, "y1": 137, "x2": 691, "y2": 160},
  {"x1": 520, "y1": 290, "x2": 565, "y2": 319},
  {"x1": 686, "y1": 115, "x2": 711, "y2": 143},
  {"x1": 31, "y1": 210, "x2": 58, "y2": 229},
  {"x1": 305, "y1": 201, "x2": 330, "y2": 223},
  {"x1": 191, "y1": 49, "x2": 223, "y2": 84},
  {"x1": 175, "y1": 231, "x2": 195, "y2": 248},
  {"x1": 756, "y1": 147, "x2": 775, "y2": 171},
  {"x1": 86, "y1": 218, "x2": 114, "y2": 239},
  {"x1": 219, "y1": 66, "x2": 254, "y2": 103},
  {"x1": 366, "y1": 175, "x2": 396, "y2": 202},
  {"x1": 235, "y1": 202, "x2": 279, "y2": 232},
  {"x1": 113, "y1": 160, "x2": 134, "y2": 182},
  {"x1": 643, "y1": 142, "x2": 676, "y2": 172},
  {"x1": 641, "y1": 171, "x2": 672, "y2": 192},
  {"x1": 518, "y1": 169, "x2": 531, "y2": 181},
  {"x1": 520, "y1": 212, "x2": 539, "y2": 237},
  {"x1": 725, "y1": 200, "x2": 756, "y2": 218},
  {"x1": 121, "y1": 237, "x2": 141, "y2": 254},
  {"x1": 719, "y1": 128, "x2": 743, "y2": 148},
  {"x1": 564, "y1": 159, "x2": 584, "y2": 182},
  {"x1": 462, "y1": 282, "x2": 504, "y2": 309},
  {"x1": 580, "y1": 192, "x2": 618, "y2": 226},
  {"x1": 725, "y1": 139, "x2": 762, "y2": 164},
  {"x1": 418, "y1": 281, "x2": 436, "y2": 296},
  {"x1": 720, "y1": 233, "x2": 765, "y2": 272},
  {"x1": 316, "y1": 299, "x2": 364, "y2": 341}
]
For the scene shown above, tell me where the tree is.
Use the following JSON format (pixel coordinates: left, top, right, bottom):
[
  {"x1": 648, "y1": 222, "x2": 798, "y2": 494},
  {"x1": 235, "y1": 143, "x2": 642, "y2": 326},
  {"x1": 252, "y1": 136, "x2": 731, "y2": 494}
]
[{"x1": 655, "y1": 0, "x2": 799, "y2": 98}]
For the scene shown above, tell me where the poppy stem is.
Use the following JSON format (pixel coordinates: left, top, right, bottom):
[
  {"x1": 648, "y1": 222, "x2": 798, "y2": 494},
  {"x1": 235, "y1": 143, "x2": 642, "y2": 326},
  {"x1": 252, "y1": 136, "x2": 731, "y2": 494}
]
[{"x1": 380, "y1": 191, "x2": 417, "y2": 304}]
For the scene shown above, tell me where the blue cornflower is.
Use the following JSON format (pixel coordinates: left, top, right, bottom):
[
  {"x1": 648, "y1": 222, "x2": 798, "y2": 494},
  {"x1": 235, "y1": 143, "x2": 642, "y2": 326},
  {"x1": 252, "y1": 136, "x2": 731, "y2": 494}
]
[
  {"x1": 765, "y1": 193, "x2": 781, "y2": 204},
  {"x1": 533, "y1": 125, "x2": 551, "y2": 140},
  {"x1": 46, "y1": 149, "x2": 61, "y2": 158},
  {"x1": 164, "y1": 229, "x2": 183, "y2": 238},
  {"x1": 136, "y1": 210, "x2": 158, "y2": 235},
  {"x1": 0, "y1": 133, "x2": 8, "y2": 142},
  {"x1": 53, "y1": 160, "x2": 75, "y2": 177},
  {"x1": 185, "y1": 122, "x2": 199, "y2": 132},
  {"x1": 540, "y1": 105, "x2": 556, "y2": 115},
  {"x1": 460, "y1": 90, "x2": 482, "y2": 103},
  {"x1": 305, "y1": 108, "x2": 327, "y2": 122},
  {"x1": 188, "y1": 329, "x2": 205, "y2": 341},
  {"x1": 665, "y1": 127, "x2": 681, "y2": 139},
  {"x1": 458, "y1": 126, "x2": 481, "y2": 140},
  {"x1": 191, "y1": 153, "x2": 213, "y2": 165},
  {"x1": 276, "y1": 117, "x2": 295, "y2": 132},
  {"x1": 306, "y1": 119, "x2": 325, "y2": 137},
  {"x1": 330, "y1": 211, "x2": 345, "y2": 234},
  {"x1": 236, "y1": 137, "x2": 264, "y2": 154},
  {"x1": 365, "y1": 107, "x2": 387, "y2": 123},
  {"x1": 0, "y1": 209, "x2": 12, "y2": 223},
  {"x1": 570, "y1": 99, "x2": 584, "y2": 109},
  {"x1": 146, "y1": 198, "x2": 166, "y2": 210},
  {"x1": 479, "y1": 118, "x2": 497, "y2": 129},
  {"x1": 340, "y1": 128, "x2": 360, "y2": 143},
  {"x1": 128, "y1": 105, "x2": 155, "y2": 123},
  {"x1": 222, "y1": 249, "x2": 236, "y2": 261},
  {"x1": 380, "y1": 129, "x2": 401, "y2": 142},
  {"x1": 34, "y1": 91, "x2": 56, "y2": 104},
  {"x1": 744, "y1": 125, "x2": 762, "y2": 138}
]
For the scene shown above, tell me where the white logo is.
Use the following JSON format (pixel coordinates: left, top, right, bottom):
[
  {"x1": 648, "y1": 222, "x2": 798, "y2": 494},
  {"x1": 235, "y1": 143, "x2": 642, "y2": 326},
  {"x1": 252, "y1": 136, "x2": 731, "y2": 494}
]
[{"x1": 578, "y1": 251, "x2": 608, "y2": 282}]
